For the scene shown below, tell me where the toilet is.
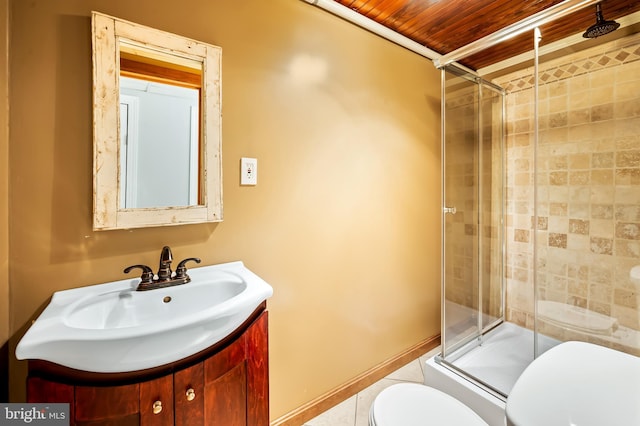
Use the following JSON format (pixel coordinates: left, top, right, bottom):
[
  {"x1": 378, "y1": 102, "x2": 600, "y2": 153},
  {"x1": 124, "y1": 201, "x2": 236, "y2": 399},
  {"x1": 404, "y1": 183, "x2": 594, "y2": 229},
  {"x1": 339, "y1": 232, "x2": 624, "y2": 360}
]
[
  {"x1": 371, "y1": 341, "x2": 640, "y2": 426},
  {"x1": 506, "y1": 341, "x2": 640, "y2": 426},
  {"x1": 369, "y1": 383, "x2": 489, "y2": 425}
]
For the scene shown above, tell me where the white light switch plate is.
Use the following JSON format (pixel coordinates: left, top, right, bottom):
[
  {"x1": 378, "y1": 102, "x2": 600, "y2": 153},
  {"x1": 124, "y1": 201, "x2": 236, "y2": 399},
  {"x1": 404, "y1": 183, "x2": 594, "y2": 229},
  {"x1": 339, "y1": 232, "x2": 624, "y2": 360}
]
[{"x1": 240, "y1": 157, "x2": 258, "y2": 185}]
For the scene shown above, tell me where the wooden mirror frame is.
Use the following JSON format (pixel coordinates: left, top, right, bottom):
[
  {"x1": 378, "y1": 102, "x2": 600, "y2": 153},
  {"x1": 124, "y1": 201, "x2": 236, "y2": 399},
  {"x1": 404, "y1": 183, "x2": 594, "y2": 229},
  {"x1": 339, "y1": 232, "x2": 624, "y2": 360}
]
[{"x1": 91, "y1": 12, "x2": 222, "y2": 230}]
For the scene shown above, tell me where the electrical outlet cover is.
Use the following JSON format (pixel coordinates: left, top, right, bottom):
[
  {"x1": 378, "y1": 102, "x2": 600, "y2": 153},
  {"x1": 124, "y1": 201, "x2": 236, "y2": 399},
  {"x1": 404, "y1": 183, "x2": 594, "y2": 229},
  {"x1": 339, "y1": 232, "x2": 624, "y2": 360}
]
[{"x1": 241, "y1": 157, "x2": 258, "y2": 185}]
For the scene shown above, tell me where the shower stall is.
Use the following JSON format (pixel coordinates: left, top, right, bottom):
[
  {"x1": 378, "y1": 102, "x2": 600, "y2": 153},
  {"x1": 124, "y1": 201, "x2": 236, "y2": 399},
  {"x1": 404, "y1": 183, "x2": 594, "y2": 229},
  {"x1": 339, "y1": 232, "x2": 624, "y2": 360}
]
[
  {"x1": 431, "y1": 62, "x2": 561, "y2": 418},
  {"x1": 426, "y1": 8, "x2": 640, "y2": 426},
  {"x1": 437, "y1": 64, "x2": 526, "y2": 399},
  {"x1": 426, "y1": 64, "x2": 537, "y2": 425}
]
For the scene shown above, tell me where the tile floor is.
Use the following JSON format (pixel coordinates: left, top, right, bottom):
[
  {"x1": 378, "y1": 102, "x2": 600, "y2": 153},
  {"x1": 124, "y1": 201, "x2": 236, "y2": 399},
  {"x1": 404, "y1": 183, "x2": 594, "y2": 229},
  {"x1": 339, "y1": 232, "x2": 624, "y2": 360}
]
[{"x1": 303, "y1": 347, "x2": 440, "y2": 426}]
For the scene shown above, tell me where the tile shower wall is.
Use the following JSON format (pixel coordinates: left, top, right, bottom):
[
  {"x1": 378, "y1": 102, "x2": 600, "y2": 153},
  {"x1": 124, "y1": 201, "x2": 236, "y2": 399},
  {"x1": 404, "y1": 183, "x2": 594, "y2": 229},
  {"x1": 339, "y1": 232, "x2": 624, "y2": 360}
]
[{"x1": 496, "y1": 33, "x2": 640, "y2": 355}]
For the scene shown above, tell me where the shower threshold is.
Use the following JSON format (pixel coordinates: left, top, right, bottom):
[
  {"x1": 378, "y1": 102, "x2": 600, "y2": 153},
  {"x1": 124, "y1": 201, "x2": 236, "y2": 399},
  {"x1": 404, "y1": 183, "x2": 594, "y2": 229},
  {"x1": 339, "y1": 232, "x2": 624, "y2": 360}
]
[{"x1": 424, "y1": 322, "x2": 559, "y2": 426}]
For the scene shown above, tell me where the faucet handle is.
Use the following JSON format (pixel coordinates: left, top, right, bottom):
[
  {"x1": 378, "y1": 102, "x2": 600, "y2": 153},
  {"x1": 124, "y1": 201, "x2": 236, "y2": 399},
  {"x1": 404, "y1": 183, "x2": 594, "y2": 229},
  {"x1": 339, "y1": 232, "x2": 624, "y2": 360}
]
[
  {"x1": 124, "y1": 264, "x2": 154, "y2": 284},
  {"x1": 175, "y1": 257, "x2": 201, "y2": 280}
]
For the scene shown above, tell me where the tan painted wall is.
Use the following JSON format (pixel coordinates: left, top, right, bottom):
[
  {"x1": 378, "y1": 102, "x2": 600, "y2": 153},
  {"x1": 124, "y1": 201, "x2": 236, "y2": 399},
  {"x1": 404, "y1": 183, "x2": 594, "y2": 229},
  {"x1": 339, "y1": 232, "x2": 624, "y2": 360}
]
[
  {"x1": 1, "y1": 0, "x2": 10, "y2": 401},
  {"x1": 7, "y1": 0, "x2": 442, "y2": 418}
]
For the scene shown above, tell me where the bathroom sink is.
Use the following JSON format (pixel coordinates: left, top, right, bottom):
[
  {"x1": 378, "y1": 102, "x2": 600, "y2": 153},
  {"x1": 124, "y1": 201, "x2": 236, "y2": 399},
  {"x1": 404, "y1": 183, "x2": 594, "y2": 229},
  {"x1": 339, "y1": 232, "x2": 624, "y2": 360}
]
[
  {"x1": 64, "y1": 275, "x2": 246, "y2": 330},
  {"x1": 16, "y1": 261, "x2": 273, "y2": 373}
]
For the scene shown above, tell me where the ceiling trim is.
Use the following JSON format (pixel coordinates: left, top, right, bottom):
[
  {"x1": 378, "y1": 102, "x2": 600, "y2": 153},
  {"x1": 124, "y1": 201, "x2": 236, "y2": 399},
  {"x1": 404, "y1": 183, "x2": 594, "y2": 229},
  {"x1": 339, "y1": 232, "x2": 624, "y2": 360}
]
[
  {"x1": 302, "y1": 0, "x2": 440, "y2": 59},
  {"x1": 477, "y1": 10, "x2": 640, "y2": 76},
  {"x1": 433, "y1": 0, "x2": 600, "y2": 68},
  {"x1": 302, "y1": 0, "x2": 478, "y2": 75}
]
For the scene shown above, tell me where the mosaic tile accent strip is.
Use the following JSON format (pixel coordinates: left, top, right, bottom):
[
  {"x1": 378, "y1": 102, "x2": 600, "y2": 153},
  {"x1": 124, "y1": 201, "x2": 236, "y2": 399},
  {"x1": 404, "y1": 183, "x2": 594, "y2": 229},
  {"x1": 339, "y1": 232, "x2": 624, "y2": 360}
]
[{"x1": 497, "y1": 33, "x2": 640, "y2": 93}]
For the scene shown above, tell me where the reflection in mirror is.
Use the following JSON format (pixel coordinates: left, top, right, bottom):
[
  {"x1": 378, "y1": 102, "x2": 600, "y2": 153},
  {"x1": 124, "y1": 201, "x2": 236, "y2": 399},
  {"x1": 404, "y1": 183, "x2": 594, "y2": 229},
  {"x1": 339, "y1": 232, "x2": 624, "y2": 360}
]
[
  {"x1": 92, "y1": 12, "x2": 222, "y2": 230},
  {"x1": 120, "y1": 77, "x2": 199, "y2": 208},
  {"x1": 119, "y1": 43, "x2": 202, "y2": 208}
]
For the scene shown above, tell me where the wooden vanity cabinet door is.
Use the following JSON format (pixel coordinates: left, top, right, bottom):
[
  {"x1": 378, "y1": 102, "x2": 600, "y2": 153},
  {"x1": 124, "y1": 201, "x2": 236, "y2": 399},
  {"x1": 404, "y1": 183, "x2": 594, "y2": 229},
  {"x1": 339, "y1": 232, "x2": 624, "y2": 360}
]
[
  {"x1": 203, "y1": 311, "x2": 268, "y2": 426},
  {"x1": 139, "y1": 374, "x2": 173, "y2": 426},
  {"x1": 27, "y1": 377, "x2": 75, "y2": 422},
  {"x1": 174, "y1": 362, "x2": 204, "y2": 426},
  {"x1": 246, "y1": 311, "x2": 269, "y2": 425},
  {"x1": 75, "y1": 383, "x2": 140, "y2": 426},
  {"x1": 204, "y1": 331, "x2": 247, "y2": 425}
]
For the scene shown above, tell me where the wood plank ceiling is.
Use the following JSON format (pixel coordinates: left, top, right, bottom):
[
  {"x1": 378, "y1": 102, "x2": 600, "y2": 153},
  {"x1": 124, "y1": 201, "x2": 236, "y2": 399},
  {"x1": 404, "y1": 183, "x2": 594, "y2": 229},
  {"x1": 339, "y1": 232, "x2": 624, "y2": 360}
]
[{"x1": 332, "y1": 0, "x2": 640, "y2": 71}]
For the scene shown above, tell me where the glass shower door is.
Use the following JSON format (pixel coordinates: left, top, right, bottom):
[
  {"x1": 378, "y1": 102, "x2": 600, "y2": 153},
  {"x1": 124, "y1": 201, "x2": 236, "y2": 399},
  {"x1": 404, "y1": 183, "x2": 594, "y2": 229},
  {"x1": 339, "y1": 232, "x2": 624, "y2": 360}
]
[
  {"x1": 441, "y1": 65, "x2": 505, "y2": 360},
  {"x1": 532, "y1": 32, "x2": 640, "y2": 359},
  {"x1": 442, "y1": 67, "x2": 481, "y2": 357}
]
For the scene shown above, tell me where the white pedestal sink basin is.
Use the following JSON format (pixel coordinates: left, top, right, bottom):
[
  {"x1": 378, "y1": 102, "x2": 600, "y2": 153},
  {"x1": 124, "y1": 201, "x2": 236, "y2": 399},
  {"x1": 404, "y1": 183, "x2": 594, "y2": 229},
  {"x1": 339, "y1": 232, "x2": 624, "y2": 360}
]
[{"x1": 16, "y1": 261, "x2": 273, "y2": 373}]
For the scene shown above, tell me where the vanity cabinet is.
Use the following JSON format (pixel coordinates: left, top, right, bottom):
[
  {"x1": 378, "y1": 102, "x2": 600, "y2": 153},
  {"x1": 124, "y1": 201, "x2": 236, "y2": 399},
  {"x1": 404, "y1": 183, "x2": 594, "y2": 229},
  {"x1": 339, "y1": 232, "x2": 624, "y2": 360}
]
[{"x1": 26, "y1": 306, "x2": 268, "y2": 426}]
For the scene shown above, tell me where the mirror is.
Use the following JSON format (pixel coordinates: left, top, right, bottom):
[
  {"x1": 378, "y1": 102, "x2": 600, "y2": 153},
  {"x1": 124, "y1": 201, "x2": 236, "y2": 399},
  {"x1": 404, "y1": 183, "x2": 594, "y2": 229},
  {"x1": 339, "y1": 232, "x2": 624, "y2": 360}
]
[{"x1": 91, "y1": 12, "x2": 222, "y2": 230}]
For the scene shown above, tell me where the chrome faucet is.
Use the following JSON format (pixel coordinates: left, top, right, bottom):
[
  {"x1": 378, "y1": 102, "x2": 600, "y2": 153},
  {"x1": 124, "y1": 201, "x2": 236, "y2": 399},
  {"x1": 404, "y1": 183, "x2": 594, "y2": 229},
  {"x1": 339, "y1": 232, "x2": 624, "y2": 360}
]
[{"x1": 124, "y1": 246, "x2": 201, "y2": 291}]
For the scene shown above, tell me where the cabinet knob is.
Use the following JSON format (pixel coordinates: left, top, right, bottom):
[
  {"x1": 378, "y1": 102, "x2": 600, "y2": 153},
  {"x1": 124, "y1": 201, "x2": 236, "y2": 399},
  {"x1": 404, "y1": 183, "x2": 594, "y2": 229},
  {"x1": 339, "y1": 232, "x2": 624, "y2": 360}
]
[
  {"x1": 152, "y1": 400, "x2": 163, "y2": 414},
  {"x1": 186, "y1": 388, "x2": 196, "y2": 401}
]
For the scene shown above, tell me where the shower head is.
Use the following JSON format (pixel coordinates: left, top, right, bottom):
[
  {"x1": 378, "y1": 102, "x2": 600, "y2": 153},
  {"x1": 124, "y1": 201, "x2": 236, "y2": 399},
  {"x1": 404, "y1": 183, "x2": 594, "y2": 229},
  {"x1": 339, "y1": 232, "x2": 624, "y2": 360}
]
[{"x1": 583, "y1": 3, "x2": 620, "y2": 38}]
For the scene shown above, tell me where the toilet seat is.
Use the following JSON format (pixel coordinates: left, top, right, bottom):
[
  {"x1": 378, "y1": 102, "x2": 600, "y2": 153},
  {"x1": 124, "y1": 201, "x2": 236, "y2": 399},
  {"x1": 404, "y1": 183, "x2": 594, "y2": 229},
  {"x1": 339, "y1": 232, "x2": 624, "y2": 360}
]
[
  {"x1": 370, "y1": 383, "x2": 489, "y2": 426},
  {"x1": 506, "y1": 341, "x2": 640, "y2": 426}
]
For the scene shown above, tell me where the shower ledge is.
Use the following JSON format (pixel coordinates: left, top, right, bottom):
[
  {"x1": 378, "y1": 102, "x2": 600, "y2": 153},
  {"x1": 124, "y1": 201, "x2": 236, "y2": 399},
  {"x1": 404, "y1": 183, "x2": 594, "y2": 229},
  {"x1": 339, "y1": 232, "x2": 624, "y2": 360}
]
[{"x1": 538, "y1": 300, "x2": 618, "y2": 335}]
